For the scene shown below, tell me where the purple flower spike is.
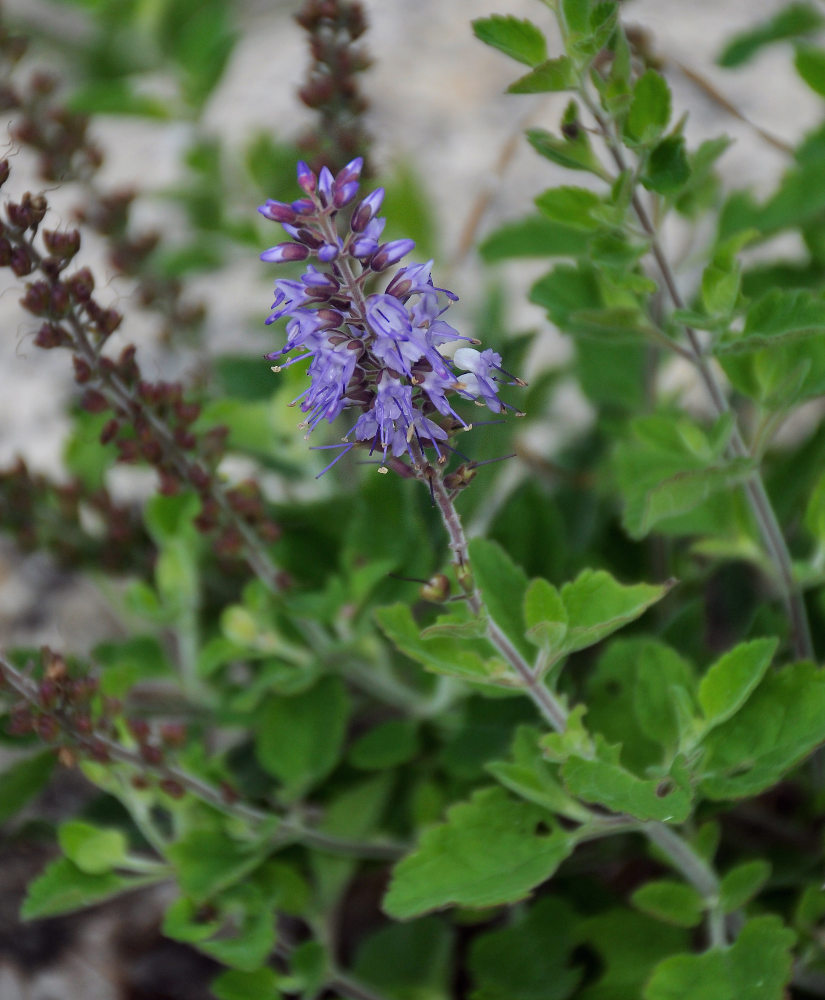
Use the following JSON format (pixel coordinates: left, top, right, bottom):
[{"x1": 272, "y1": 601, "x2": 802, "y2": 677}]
[
  {"x1": 260, "y1": 243, "x2": 310, "y2": 264},
  {"x1": 371, "y1": 239, "x2": 416, "y2": 272},
  {"x1": 259, "y1": 200, "x2": 297, "y2": 224},
  {"x1": 296, "y1": 161, "x2": 316, "y2": 194},
  {"x1": 259, "y1": 163, "x2": 519, "y2": 473},
  {"x1": 351, "y1": 187, "x2": 385, "y2": 233}
]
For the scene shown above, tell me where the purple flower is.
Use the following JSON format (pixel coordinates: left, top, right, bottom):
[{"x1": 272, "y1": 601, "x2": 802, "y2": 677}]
[
  {"x1": 453, "y1": 348, "x2": 507, "y2": 412},
  {"x1": 259, "y1": 161, "x2": 521, "y2": 473}
]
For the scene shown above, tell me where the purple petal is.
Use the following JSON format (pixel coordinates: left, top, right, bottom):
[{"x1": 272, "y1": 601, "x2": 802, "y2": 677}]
[
  {"x1": 333, "y1": 180, "x2": 360, "y2": 209},
  {"x1": 371, "y1": 238, "x2": 415, "y2": 272},
  {"x1": 258, "y1": 200, "x2": 297, "y2": 224},
  {"x1": 351, "y1": 187, "x2": 385, "y2": 232},
  {"x1": 317, "y1": 243, "x2": 340, "y2": 263},
  {"x1": 296, "y1": 161, "x2": 316, "y2": 194},
  {"x1": 260, "y1": 243, "x2": 310, "y2": 263}
]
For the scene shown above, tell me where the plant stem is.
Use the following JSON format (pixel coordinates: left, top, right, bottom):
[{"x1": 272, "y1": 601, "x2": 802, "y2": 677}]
[
  {"x1": 411, "y1": 442, "x2": 569, "y2": 733},
  {"x1": 0, "y1": 652, "x2": 405, "y2": 861},
  {"x1": 413, "y1": 455, "x2": 724, "y2": 933},
  {"x1": 580, "y1": 95, "x2": 814, "y2": 662}
]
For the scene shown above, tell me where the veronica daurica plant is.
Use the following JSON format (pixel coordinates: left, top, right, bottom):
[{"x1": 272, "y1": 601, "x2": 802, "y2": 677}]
[
  {"x1": 254, "y1": 2, "x2": 825, "y2": 997},
  {"x1": 6, "y1": 1, "x2": 825, "y2": 999}
]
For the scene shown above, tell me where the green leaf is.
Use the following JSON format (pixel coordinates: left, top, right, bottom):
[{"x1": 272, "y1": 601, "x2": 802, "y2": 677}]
[
  {"x1": 805, "y1": 471, "x2": 825, "y2": 543},
  {"x1": 631, "y1": 880, "x2": 705, "y2": 928},
  {"x1": 795, "y1": 45, "x2": 825, "y2": 96},
  {"x1": 527, "y1": 126, "x2": 608, "y2": 177},
  {"x1": 290, "y1": 940, "x2": 328, "y2": 995},
  {"x1": 535, "y1": 186, "x2": 602, "y2": 230},
  {"x1": 701, "y1": 259, "x2": 741, "y2": 316},
  {"x1": 68, "y1": 79, "x2": 171, "y2": 118},
  {"x1": 348, "y1": 720, "x2": 420, "y2": 771},
  {"x1": 523, "y1": 578, "x2": 568, "y2": 652},
  {"x1": 562, "y1": 0, "x2": 591, "y2": 36},
  {"x1": 558, "y1": 569, "x2": 672, "y2": 655},
  {"x1": 163, "y1": 885, "x2": 275, "y2": 971},
  {"x1": 472, "y1": 15, "x2": 547, "y2": 67},
  {"x1": 730, "y1": 288, "x2": 825, "y2": 349},
  {"x1": 256, "y1": 676, "x2": 350, "y2": 799},
  {"x1": 479, "y1": 215, "x2": 589, "y2": 261},
  {"x1": 643, "y1": 916, "x2": 795, "y2": 1000},
  {"x1": 64, "y1": 411, "x2": 118, "y2": 490},
  {"x1": 698, "y1": 661, "x2": 825, "y2": 799},
  {"x1": 717, "y1": 289, "x2": 825, "y2": 406},
  {"x1": 585, "y1": 639, "x2": 685, "y2": 774},
  {"x1": 58, "y1": 821, "x2": 128, "y2": 875},
  {"x1": 632, "y1": 641, "x2": 697, "y2": 758},
  {"x1": 562, "y1": 751, "x2": 693, "y2": 822},
  {"x1": 642, "y1": 135, "x2": 691, "y2": 194},
  {"x1": 718, "y1": 3, "x2": 823, "y2": 67},
  {"x1": 614, "y1": 413, "x2": 753, "y2": 538},
  {"x1": 0, "y1": 752, "x2": 55, "y2": 824},
  {"x1": 383, "y1": 787, "x2": 573, "y2": 919},
  {"x1": 354, "y1": 918, "x2": 453, "y2": 1000},
  {"x1": 211, "y1": 968, "x2": 281, "y2": 1000},
  {"x1": 625, "y1": 70, "x2": 672, "y2": 146},
  {"x1": 563, "y1": 307, "x2": 654, "y2": 343},
  {"x1": 376, "y1": 603, "x2": 509, "y2": 685},
  {"x1": 468, "y1": 896, "x2": 582, "y2": 1000},
  {"x1": 468, "y1": 538, "x2": 532, "y2": 660},
  {"x1": 312, "y1": 775, "x2": 392, "y2": 908},
  {"x1": 576, "y1": 910, "x2": 688, "y2": 1000},
  {"x1": 94, "y1": 635, "x2": 171, "y2": 695},
  {"x1": 487, "y1": 726, "x2": 591, "y2": 821},
  {"x1": 697, "y1": 638, "x2": 778, "y2": 731},
  {"x1": 508, "y1": 56, "x2": 574, "y2": 93},
  {"x1": 22, "y1": 858, "x2": 156, "y2": 920},
  {"x1": 718, "y1": 860, "x2": 771, "y2": 913},
  {"x1": 166, "y1": 827, "x2": 271, "y2": 902}
]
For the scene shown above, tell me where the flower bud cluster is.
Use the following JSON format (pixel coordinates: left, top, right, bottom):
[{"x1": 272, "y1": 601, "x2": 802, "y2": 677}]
[
  {"x1": 1, "y1": 649, "x2": 191, "y2": 801},
  {"x1": 0, "y1": 160, "x2": 279, "y2": 561},
  {"x1": 260, "y1": 158, "x2": 522, "y2": 473},
  {"x1": 0, "y1": 457, "x2": 150, "y2": 575},
  {"x1": 294, "y1": 0, "x2": 371, "y2": 174}
]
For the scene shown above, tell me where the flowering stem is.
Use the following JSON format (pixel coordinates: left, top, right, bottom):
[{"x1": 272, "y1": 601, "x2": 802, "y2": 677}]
[
  {"x1": 0, "y1": 652, "x2": 405, "y2": 861},
  {"x1": 410, "y1": 442, "x2": 569, "y2": 732},
  {"x1": 410, "y1": 451, "x2": 725, "y2": 938}
]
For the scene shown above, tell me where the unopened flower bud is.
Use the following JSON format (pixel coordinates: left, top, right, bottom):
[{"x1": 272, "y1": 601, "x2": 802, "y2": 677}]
[
  {"x1": 370, "y1": 238, "x2": 415, "y2": 272},
  {"x1": 43, "y1": 228, "x2": 81, "y2": 260},
  {"x1": 258, "y1": 200, "x2": 298, "y2": 224},
  {"x1": 350, "y1": 187, "x2": 384, "y2": 232},
  {"x1": 260, "y1": 242, "x2": 310, "y2": 264},
  {"x1": 81, "y1": 389, "x2": 108, "y2": 413},
  {"x1": 72, "y1": 356, "x2": 92, "y2": 383},
  {"x1": 296, "y1": 161, "x2": 316, "y2": 195},
  {"x1": 10, "y1": 246, "x2": 32, "y2": 276},
  {"x1": 159, "y1": 778, "x2": 185, "y2": 799}
]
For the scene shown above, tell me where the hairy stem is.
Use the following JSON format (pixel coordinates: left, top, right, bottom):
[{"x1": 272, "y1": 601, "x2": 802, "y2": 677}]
[{"x1": 413, "y1": 454, "x2": 724, "y2": 934}]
